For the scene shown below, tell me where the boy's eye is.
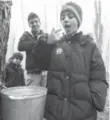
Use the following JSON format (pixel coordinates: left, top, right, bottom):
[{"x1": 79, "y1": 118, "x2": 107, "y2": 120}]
[
  {"x1": 68, "y1": 13, "x2": 75, "y2": 19},
  {"x1": 29, "y1": 20, "x2": 38, "y2": 24},
  {"x1": 61, "y1": 12, "x2": 75, "y2": 20},
  {"x1": 61, "y1": 15, "x2": 65, "y2": 20}
]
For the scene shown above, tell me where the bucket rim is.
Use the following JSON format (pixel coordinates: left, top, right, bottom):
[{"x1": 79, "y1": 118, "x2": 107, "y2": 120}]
[{"x1": 1, "y1": 86, "x2": 48, "y2": 100}]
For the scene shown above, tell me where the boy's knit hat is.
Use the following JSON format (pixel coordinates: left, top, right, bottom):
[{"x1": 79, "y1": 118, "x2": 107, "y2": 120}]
[
  {"x1": 28, "y1": 12, "x2": 40, "y2": 22},
  {"x1": 10, "y1": 52, "x2": 23, "y2": 61},
  {"x1": 60, "y1": 1, "x2": 82, "y2": 27}
]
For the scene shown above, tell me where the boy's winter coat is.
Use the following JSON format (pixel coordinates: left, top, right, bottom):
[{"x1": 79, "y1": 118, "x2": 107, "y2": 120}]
[
  {"x1": 4, "y1": 63, "x2": 25, "y2": 87},
  {"x1": 32, "y1": 32, "x2": 108, "y2": 120}
]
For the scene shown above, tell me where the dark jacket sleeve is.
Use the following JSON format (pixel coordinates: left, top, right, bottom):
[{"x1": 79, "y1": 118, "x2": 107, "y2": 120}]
[
  {"x1": 89, "y1": 43, "x2": 108, "y2": 111},
  {"x1": 32, "y1": 39, "x2": 55, "y2": 70},
  {"x1": 18, "y1": 32, "x2": 36, "y2": 51},
  {"x1": 4, "y1": 66, "x2": 15, "y2": 87}
]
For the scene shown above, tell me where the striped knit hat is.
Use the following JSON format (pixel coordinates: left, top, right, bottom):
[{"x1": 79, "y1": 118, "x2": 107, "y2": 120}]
[{"x1": 60, "y1": 1, "x2": 82, "y2": 27}]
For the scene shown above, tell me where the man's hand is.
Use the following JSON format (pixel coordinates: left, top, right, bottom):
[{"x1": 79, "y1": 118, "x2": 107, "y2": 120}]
[{"x1": 37, "y1": 33, "x2": 48, "y2": 42}]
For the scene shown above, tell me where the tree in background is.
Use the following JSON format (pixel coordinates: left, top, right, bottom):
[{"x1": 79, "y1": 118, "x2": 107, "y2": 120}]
[
  {"x1": 94, "y1": 1, "x2": 109, "y2": 120},
  {"x1": 94, "y1": 0, "x2": 103, "y2": 53},
  {"x1": 0, "y1": 0, "x2": 12, "y2": 88}
]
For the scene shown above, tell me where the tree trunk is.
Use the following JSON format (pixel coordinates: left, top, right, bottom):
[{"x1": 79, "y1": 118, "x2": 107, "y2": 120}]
[
  {"x1": 0, "y1": 0, "x2": 12, "y2": 87},
  {"x1": 94, "y1": 0, "x2": 103, "y2": 53}
]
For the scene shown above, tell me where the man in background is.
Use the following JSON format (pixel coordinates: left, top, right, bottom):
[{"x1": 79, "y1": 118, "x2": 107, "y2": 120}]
[{"x1": 18, "y1": 12, "x2": 47, "y2": 87}]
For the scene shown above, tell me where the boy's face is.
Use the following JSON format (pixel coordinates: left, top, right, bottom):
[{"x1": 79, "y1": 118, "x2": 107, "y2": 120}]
[
  {"x1": 28, "y1": 17, "x2": 40, "y2": 32},
  {"x1": 12, "y1": 58, "x2": 21, "y2": 65},
  {"x1": 61, "y1": 11, "x2": 78, "y2": 36}
]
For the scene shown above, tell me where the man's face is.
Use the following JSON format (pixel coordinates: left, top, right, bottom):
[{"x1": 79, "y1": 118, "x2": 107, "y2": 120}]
[
  {"x1": 61, "y1": 11, "x2": 78, "y2": 36},
  {"x1": 28, "y1": 17, "x2": 41, "y2": 32}
]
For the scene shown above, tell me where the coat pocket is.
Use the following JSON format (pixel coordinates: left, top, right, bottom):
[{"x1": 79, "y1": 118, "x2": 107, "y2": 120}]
[{"x1": 73, "y1": 82, "x2": 92, "y2": 103}]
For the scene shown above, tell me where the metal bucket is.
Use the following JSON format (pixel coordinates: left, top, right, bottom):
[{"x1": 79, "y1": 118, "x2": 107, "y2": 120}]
[{"x1": 1, "y1": 86, "x2": 47, "y2": 120}]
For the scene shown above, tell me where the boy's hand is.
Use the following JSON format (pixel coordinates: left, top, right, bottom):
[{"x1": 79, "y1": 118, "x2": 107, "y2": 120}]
[{"x1": 47, "y1": 28, "x2": 62, "y2": 44}]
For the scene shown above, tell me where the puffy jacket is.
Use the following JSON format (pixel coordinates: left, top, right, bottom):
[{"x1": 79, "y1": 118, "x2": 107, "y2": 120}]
[{"x1": 32, "y1": 32, "x2": 108, "y2": 120}]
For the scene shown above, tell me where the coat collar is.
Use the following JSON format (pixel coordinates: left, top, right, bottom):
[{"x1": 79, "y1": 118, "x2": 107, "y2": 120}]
[
  {"x1": 62, "y1": 31, "x2": 93, "y2": 45},
  {"x1": 63, "y1": 32, "x2": 82, "y2": 44}
]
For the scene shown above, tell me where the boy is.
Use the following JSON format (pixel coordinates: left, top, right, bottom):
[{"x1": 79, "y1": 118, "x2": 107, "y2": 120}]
[
  {"x1": 32, "y1": 2, "x2": 108, "y2": 120},
  {"x1": 4, "y1": 52, "x2": 25, "y2": 87}
]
